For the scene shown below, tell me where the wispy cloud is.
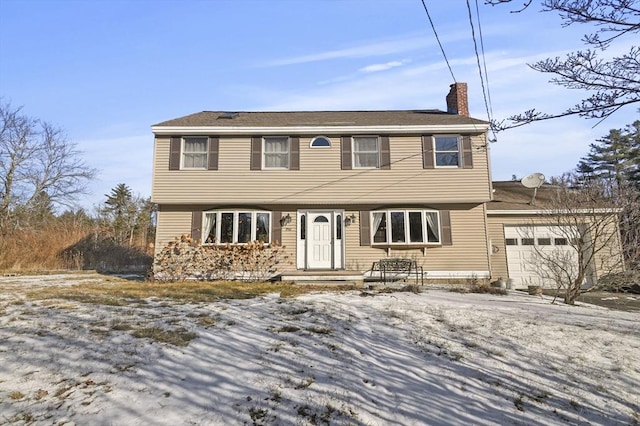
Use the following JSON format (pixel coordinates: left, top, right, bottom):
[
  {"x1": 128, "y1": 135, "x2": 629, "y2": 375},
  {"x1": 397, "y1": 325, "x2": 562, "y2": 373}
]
[
  {"x1": 262, "y1": 37, "x2": 428, "y2": 67},
  {"x1": 260, "y1": 30, "x2": 474, "y2": 68},
  {"x1": 359, "y1": 59, "x2": 411, "y2": 73}
]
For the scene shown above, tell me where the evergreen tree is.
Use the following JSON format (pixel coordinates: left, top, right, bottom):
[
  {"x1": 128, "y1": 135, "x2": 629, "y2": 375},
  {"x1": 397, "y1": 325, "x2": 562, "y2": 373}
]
[
  {"x1": 103, "y1": 183, "x2": 136, "y2": 245},
  {"x1": 575, "y1": 121, "x2": 640, "y2": 271},
  {"x1": 576, "y1": 121, "x2": 640, "y2": 190}
]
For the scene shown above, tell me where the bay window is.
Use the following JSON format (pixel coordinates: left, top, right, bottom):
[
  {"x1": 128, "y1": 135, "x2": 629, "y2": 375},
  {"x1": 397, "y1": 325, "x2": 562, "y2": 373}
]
[
  {"x1": 371, "y1": 209, "x2": 441, "y2": 245},
  {"x1": 204, "y1": 210, "x2": 271, "y2": 244}
]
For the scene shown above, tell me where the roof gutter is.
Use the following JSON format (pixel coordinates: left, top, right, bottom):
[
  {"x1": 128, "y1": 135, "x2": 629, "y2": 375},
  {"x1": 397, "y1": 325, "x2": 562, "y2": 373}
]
[
  {"x1": 487, "y1": 208, "x2": 622, "y2": 215},
  {"x1": 151, "y1": 124, "x2": 490, "y2": 136}
]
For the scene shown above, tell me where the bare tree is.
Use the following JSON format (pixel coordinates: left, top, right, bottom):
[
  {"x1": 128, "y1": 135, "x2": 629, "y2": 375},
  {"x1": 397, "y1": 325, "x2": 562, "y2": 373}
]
[
  {"x1": 0, "y1": 100, "x2": 96, "y2": 231},
  {"x1": 528, "y1": 176, "x2": 625, "y2": 304},
  {"x1": 487, "y1": 0, "x2": 640, "y2": 130}
]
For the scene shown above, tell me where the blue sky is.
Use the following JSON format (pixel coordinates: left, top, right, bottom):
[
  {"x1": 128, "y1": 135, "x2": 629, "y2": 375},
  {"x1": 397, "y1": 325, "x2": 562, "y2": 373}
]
[{"x1": 1, "y1": 0, "x2": 637, "y2": 210}]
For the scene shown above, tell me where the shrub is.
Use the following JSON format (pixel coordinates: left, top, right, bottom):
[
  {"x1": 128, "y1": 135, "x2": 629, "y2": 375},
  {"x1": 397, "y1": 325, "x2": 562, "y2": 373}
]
[
  {"x1": 60, "y1": 231, "x2": 153, "y2": 273},
  {"x1": 153, "y1": 235, "x2": 290, "y2": 282}
]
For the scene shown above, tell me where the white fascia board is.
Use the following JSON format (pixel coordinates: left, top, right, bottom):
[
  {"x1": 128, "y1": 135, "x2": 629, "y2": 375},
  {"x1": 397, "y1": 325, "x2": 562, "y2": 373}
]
[
  {"x1": 151, "y1": 124, "x2": 489, "y2": 135},
  {"x1": 486, "y1": 208, "x2": 622, "y2": 215}
]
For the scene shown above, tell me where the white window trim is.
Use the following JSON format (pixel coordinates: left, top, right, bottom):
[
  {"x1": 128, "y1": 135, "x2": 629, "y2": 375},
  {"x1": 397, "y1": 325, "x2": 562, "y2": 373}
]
[
  {"x1": 202, "y1": 210, "x2": 272, "y2": 245},
  {"x1": 310, "y1": 136, "x2": 332, "y2": 148},
  {"x1": 352, "y1": 135, "x2": 380, "y2": 169},
  {"x1": 433, "y1": 135, "x2": 461, "y2": 168},
  {"x1": 262, "y1": 136, "x2": 290, "y2": 170},
  {"x1": 370, "y1": 209, "x2": 441, "y2": 245},
  {"x1": 181, "y1": 136, "x2": 208, "y2": 170}
]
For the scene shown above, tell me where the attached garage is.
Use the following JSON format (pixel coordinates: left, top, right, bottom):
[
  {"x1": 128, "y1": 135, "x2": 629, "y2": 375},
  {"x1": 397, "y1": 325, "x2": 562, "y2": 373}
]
[
  {"x1": 486, "y1": 181, "x2": 622, "y2": 290},
  {"x1": 503, "y1": 225, "x2": 583, "y2": 288}
]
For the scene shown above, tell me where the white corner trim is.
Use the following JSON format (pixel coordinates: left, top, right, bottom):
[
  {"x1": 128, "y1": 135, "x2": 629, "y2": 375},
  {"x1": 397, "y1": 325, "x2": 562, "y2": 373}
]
[{"x1": 151, "y1": 124, "x2": 490, "y2": 135}]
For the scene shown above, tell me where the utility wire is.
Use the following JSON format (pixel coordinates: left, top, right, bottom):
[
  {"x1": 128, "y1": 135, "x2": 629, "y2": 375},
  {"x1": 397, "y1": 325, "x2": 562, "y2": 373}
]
[
  {"x1": 466, "y1": 0, "x2": 497, "y2": 142},
  {"x1": 474, "y1": 0, "x2": 494, "y2": 123},
  {"x1": 420, "y1": 0, "x2": 456, "y2": 82}
]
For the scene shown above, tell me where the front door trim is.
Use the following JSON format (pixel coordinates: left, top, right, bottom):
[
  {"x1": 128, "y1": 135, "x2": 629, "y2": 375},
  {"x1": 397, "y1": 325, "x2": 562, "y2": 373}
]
[{"x1": 296, "y1": 210, "x2": 344, "y2": 270}]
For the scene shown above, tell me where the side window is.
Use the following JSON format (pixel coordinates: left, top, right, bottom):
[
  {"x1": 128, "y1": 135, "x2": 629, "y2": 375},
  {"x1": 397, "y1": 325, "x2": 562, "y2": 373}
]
[
  {"x1": 182, "y1": 137, "x2": 208, "y2": 169},
  {"x1": 263, "y1": 137, "x2": 290, "y2": 169},
  {"x1": 434, "y1": 135, "x2": 460, "y2": 167},
  {"x1": 352, "y1": 136, "x2": 379, "y2": 168}
]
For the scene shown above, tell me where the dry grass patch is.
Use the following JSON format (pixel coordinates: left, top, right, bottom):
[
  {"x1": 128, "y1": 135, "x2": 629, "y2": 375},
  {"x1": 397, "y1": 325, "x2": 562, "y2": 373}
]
[
  {"x1": 131, "y1": 326, "x2": 197, "y2": 346},
  {"x1": 26, "y1": 280, "x2": 358, "y2": 306}
]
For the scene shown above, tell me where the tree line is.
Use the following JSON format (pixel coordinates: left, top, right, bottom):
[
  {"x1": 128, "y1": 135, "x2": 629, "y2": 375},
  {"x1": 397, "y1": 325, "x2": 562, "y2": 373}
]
[{"x1": 0, "y1": 100, "x2": 154, "y2": 272}]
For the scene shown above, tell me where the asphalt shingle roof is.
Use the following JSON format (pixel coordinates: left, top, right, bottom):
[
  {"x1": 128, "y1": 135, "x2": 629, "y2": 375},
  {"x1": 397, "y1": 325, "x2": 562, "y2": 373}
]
[
  {"x1": 154, "y1": 110, "x2": 489, "y2": 128},
  {"x1": 488, "y1": 181, "x2": 561, "y2": 211}
]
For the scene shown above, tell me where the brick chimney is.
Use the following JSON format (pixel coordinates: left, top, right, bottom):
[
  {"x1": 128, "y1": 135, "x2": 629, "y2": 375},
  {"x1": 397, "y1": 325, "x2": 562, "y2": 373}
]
[{"x1": 446, "y1": 82, "x2": 469, "y2": 117}]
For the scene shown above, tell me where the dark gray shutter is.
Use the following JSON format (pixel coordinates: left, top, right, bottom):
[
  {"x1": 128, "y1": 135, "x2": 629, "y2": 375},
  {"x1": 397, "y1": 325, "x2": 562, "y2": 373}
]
[
  {"x1": 359, "y1": 210, "x2": 370, "y2": 246},
  {"x1": 208, "y1": 137, "x2": 219, "y2": 170},
  {"x1": 461, "y1": 136, "x2": 473, "y2": 169},
  {"x1": 422, "y1": 135, "x2": 434, "y2": 169},
  {"x1": 271, "y1": 211, "x2": 282, "y2": 244},
  {"x1": 191, "y1": 211, "x2": 202, "y2": 242},
  {"x1": 250, "y1": 137, "x2": 262, "y2": 170},
  {"x1": 440, "y1": 210, "x2": 452, "y2": 246},
  {"x1": 341, "y1": 136, "x2": 352, "y2": 170},
  {"x1": 169, "y1": 137, "x2": 181, "y2": 170},
  {"x1": 290, "y1": 137, "x2": 300, "y2": 170},
  {"x1": 380, "y1": 136, "x2": 390, "y2": 169}
]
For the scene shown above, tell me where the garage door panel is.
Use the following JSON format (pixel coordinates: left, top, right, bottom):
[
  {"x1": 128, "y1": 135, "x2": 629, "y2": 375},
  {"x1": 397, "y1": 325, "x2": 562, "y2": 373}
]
[{"x1": 505, "y1": 225, "x2": 580, "y2": 288}]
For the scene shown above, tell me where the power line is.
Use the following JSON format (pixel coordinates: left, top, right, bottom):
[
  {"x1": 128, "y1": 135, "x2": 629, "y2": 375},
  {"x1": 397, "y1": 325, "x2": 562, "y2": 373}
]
[
  {"x1": 420, "y1": 0, "x2": 456, "y2": 82},
  {"x1": 466, "y1": 0, "x2": 497, "y2": 142},
  {"x1": 474, "y1": 0, "x2": 494, "y2": 123}
]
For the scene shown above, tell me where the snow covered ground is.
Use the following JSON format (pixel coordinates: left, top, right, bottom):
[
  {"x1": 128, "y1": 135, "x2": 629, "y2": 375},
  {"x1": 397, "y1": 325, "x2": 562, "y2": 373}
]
[{"x1": 1, "y1": 275, "x2": 638, "y2": 425}]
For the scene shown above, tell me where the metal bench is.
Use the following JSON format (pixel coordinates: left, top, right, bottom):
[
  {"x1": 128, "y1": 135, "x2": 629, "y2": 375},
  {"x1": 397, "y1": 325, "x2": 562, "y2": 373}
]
[{"x1": 369, "y1": 258, "x2": 424, "y2": 285}]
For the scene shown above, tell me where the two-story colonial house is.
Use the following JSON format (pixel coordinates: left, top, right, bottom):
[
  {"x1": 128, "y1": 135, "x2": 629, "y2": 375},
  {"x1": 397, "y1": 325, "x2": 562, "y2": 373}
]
[{"x1": 151, "y1": 83, "x2": 494, "y2": 282}]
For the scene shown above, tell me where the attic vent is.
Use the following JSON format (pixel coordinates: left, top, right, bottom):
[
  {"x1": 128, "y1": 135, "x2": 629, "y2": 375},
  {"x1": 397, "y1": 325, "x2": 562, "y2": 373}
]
[{"x1": 218, "y1": 112, "x2": 238, "y2": 119}]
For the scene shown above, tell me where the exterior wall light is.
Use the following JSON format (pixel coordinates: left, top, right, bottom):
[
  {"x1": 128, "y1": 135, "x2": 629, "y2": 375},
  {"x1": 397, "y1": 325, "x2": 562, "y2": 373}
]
[
  {"x1": 344, "y1": 213, "x2": 356, "y2": 226},
  {"x1": 280, "y1": 214, "x2": 292, "y2": 226}
]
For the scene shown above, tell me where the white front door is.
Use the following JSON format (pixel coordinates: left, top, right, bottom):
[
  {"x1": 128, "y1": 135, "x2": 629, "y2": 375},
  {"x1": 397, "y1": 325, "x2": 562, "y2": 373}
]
[{"x1": 307, "y1": 212, "x2": 333, "y2": 269}]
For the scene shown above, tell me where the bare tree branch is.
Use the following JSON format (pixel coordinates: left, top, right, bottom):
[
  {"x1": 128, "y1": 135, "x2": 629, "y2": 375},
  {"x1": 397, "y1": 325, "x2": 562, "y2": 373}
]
[
  {"x1": 486, "y1": 0, "x2": 640, "y2": 130},
  {"x1": 0, "y1": 100, "x2": 97, "y2": 231}
]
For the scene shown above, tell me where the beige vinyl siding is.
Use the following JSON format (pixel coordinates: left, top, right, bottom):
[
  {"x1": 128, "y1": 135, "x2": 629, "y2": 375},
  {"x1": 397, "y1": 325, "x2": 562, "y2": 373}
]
[
  {"x1": 156, "y1": 203, "x2": 490, "y2": 275},
  {"x1": 487, "y1": 214, "x2": 624, "y2": 282},
  {"x1": 152, "y1": 135, "x2": 491, "y2": 204},
  {"x1": 345, "y1": 204, "x2": 489, "y2": 273},
  {"x1": 155, "y1": 206, "x2": 194, "y2": 251},
  {"x1": 155, "y1": 205, "x2": 300, "y2": 268}
]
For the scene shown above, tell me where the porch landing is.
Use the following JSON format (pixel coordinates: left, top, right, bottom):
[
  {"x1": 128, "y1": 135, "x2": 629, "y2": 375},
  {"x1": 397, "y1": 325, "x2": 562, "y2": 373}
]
[{"x1": 277, "y1": 270, "x2": 365, "y2": 285}]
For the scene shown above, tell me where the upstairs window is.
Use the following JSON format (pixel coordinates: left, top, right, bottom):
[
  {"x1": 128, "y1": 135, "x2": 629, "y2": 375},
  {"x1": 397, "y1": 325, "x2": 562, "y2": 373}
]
[
  {"x1": 371, "y1": 209, "x2": 441, "y2": 245},
  {"x1": 434, "y1": 135, "x2": 460, "y2": 167},
  {"x1": 203, "y1": 210, "x2": 271, "y2": 244},
  {"x1": 352, "y1": 136, "x2": 379, "y2": 168},
  {"x1": 263, "y1": 137, "x2": 290, "y2": 169},
  {"x1": 310, "y1": 136, "x2": 331, "y2": 148},
  {"x1": 182, "y1": 137, "x2": 208, "y2": 169},
  {"x1": 422, "y1": 135, "x2": 472, "y2": 169}
]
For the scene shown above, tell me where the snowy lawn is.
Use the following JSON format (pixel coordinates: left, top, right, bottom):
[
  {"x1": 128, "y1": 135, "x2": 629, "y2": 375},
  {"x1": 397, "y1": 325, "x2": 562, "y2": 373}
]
[{"x1": 0, "y1": 274, "x2": 638, "y2": 425}]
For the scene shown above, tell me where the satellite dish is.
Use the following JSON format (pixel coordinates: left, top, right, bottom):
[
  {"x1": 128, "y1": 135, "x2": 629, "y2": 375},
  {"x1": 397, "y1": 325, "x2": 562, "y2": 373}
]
[
  {"x1": 521, "y1": 173, "x2": 545, "y2": 206},
  {"x1": 521, "y1": 173, "x2": 545, "y2": 188}
]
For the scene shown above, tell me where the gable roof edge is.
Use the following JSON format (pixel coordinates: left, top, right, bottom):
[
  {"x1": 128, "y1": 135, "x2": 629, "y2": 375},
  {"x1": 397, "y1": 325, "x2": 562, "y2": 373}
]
[{"x1": 151, "y1": 123, "x2": 490, "y2": 136}]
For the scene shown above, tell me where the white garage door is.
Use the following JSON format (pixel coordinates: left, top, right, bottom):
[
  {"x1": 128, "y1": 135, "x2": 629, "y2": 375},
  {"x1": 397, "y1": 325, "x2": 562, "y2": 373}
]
[{"x1": 504, "y1": 225, "x2": 583, "y2": 288}]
